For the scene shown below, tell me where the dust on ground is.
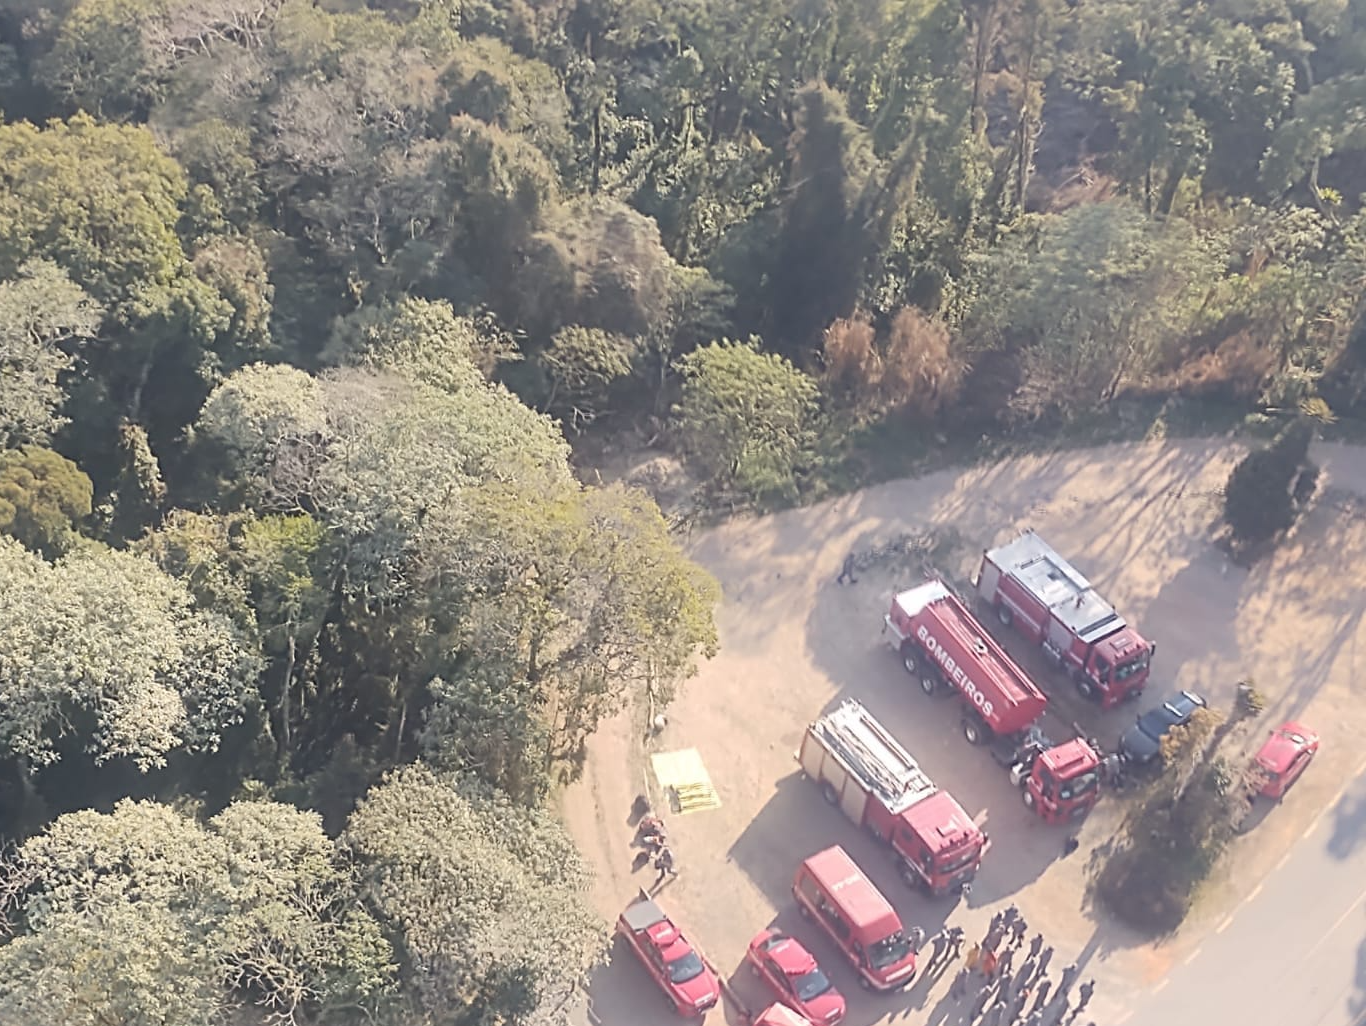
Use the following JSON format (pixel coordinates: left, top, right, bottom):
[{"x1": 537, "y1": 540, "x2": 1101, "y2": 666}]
[{"x1": 563, "y1": 438, "x2": 1366, "y2": 1026}]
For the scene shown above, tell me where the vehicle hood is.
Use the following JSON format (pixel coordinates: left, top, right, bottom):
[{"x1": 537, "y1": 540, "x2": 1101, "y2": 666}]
[
  {"x1": 805, "y1": 987, "x2": 847, "y2": 1024},
  {"x1": 673, "y1": 961, "x2": 719, "y2": 1008},
  {"x1": 1120, "y1": 724, "x2": 1161, "y2": 761}
]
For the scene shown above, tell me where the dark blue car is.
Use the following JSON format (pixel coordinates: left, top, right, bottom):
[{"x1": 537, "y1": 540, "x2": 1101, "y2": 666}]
[{"x1": 1119, "y1": 691, "x2": 1207, "y2": 764}]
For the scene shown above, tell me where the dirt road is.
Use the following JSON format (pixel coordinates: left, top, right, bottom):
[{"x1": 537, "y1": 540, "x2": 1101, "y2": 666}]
[{"x1": 562, "y1": 438, "x2": 1366, "y2": 1026}]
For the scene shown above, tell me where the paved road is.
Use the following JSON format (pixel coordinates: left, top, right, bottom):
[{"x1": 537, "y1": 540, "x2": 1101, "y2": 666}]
[{"x1": 1126, "y1": 763, "x2": 1366, "y2": 1026}]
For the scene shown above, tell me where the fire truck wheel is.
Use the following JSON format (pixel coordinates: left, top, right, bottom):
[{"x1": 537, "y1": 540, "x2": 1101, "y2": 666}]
[
  {"x1": 919, "y1": 674, "x2": 938, "y2": 696},
  {"x1": 798, "y1": 901, "x2": 812, "y2": 920},
  {"x1": 901, "y1": 646, "x2": 918, "y2": 674},
  {"x1": 898, "y1": 863, "x2": 921, "y2": 890},
  {"x1": 996, "y1": 604, "x2": 1013, "y2": 626},
  {"x1": 1075, "y1": 678, "x2": 1095, "y2": 700},
  {"x1": 962, "y1": 719, "x2": 983, "y2": 745},
  {"x1": 822, "y1": 782, "x2": 839, "y2": 805},
  {"x1": 858, "y1": 976, "x2": 873, "y2": 991},
  {"x1": 1022, "y1": 789, "x2": 1035, "y2": 810}
]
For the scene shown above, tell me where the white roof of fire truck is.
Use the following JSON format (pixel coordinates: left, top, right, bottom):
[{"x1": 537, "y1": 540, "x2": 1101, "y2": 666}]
[
  {"x1": 809, "y1": 699, "x2": 937, "y2": 814},
  {"x1": 987, "y1": 530, "x2": 1124, "y2": 643}
]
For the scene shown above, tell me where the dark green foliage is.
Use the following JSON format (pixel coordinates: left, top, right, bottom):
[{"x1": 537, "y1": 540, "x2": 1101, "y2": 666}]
[
  {"x1": 0, "y1": 446, "x2": 92, "y2": 556},
  {"x1": 1223, "y1": 418, "x2": 1316, "y2": 549},
  {"x1": 770, "y1": 84, "x2": 878, "y2": 356},
  {"x1": 674, "y1": 337, "x2": 821, "y2": 504}
]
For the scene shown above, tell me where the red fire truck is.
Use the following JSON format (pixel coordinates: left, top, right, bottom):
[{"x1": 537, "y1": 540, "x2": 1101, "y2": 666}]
[
  {"x1": 883, "y1": 579, "x2": 1101, "y2": 824},
  {"x1": 976, "y1": 530, "x2": 1153, "y2": 707},
  {"x1": 798, "y1": 699, "x2": 988, "y2": 895}
]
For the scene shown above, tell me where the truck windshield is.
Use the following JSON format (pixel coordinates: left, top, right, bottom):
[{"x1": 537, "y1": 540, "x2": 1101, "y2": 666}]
[
  {"x1": 1059, "y1": 771, "x2": 1099, "y2": 800},
  {"x1": 668, "y1": 952, "x2": 706, "y2": 984},
  {"x1": 869, "y1": 931, "x2": 912, "y2": 970},
  {"x1": 1113, "y1": 653, "x2": 1150, "y2": 682},
  {"x1": 936, "y1": 845, "x2": 980, "y2": 875}
]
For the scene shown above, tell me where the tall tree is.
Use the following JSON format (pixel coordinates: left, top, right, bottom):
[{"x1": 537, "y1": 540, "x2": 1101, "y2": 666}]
[
  {"x1": 0, "y1": 798, "x2": 395, "y2": 1026},
  {"x1": 0, "y1": 114, "x2": 237, "y2": 455},
  {"x1": 674, "y1": 337, "x2": 820, "y2": 501},
  {"x1": 346, "y1": 765, "x2": 607, "y2": 1026},
  {"x1": 0, "y1": 538, "x2": 262, "y2": 770},
  {"x1": 0, "y1": 259, "x2": 101, "y2": 447},
  {"x1": 770, "y1": 84, "x2": 879, "y2": 356},
  {"x1": 0, "y1": 446, "x2": 92, "y2": 556}
]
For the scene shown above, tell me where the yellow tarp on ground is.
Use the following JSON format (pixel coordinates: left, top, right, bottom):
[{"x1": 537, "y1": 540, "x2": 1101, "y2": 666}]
[{"x1": 650, "y1": 748, "x2": 721, "y2": 814}]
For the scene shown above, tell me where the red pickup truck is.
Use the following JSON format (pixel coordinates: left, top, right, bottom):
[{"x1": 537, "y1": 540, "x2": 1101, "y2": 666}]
[{"x1": 615, "y1": 893, "x2": 720, "y2": 1018}]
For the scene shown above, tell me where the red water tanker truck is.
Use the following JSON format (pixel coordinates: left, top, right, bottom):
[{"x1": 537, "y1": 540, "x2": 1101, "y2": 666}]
[
  {"x1": 975, "y1": 530, "x2": 1154, "y2": 708},
  {"x1": 883, "y1": 579, "x2": 1101, "y2": 824},
  {"x1": 799, "y1": 699, "x2": 989, "y2": 895}
]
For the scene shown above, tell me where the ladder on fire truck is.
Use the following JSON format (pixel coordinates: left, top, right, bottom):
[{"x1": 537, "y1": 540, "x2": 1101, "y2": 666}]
[{"x1": 815, "y1": 700, "x2": 934, "y2": 807}]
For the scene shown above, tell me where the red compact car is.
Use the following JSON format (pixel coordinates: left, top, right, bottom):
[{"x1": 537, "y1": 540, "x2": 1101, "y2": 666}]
[
  {"x1": 616, "y1": 895, "x2": 720, "y2": 1018},
  {"x1": 746, "y1": 929, "x2": 847, "y2": 1026},
  {"x1": 1253, "y1": 722, "x2": 1320, "y2": 799}
]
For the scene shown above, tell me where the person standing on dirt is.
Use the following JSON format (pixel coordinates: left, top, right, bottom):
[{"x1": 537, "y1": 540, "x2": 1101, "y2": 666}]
[
  {"x1": 996, "y1": 967, "x2": 1015, "y2": 1001},
  {"x1": 1058, "y1": 963, "x2": 1079, "y2": 995},
  {"x1": 997, "y1": 945, "x2": 1015, "y2": 978},
  {"x1": 965, "y1": 941, "x2": 982, "y2": 973},
  {"x1": 944, "y1": 925, "x2": 965, "y2": 962},
  {"x1": 837, "y1": 551, "x2": 858, "y2": 585},
  {"x1": 652, "y1": 845, "x2": 677, "y2": 885},
  {"x1": 1073, "y1": 979, "x2": 1094, "y2": 1014},
  {"x1": 1028, "y1": 932, "x2": 1044, "y2": 960},
  {"x1": 950, "y1": 967, "x2": 970, "y2": 1000},
  {"x1": 985, "y1": 922, "x2": 1006, "y2": 951},
  {"x1": 981, "y1": 947, "x2": 999, "y2": 979},
  {"x1": 908, "y1": 925, "x2": 926, "y2": 953},
  {"x1": 1029, "y1": 978, "x2": 1052, "y2": 1015},
  {"x1": 1010, "y1": 917, "x2": 1029, "y2": 948},
  {"x1": 1036, "y1": 945, "x2": 1054, "y2": 980},
  {"x1": 1005, "y1": 984, "x2": 1028, "y2": 1023},
  {"x1": 970, "y1": 982, "x2": 994, "y2": 1020},
  {"x1": 927, "y1": 929, "x2": 949, "y2": 967}
]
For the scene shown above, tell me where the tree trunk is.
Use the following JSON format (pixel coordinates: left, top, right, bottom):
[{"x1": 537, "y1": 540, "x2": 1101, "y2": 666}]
[
  {"x1": 591, "y1": 103, "x2": 603, "y2": 196},
  {"x1": 278, "y1": 630, "x2": 296, "y2": 758},
  {"x1": 969, "y1": 0, "x2": 1001, "y2": 138},
  {"x1": 393, "y1": 683, "x2": 407, "y2": 764},
  {"x1": 1012, "y1": 6, "x2": 1041, "y2": 214},
  {"x1": 129, "y1": 346, "x2": 156, "y2": 421},
  {"x1": 1156, "y1": 159, "x2": 1184, "y2": 216}
]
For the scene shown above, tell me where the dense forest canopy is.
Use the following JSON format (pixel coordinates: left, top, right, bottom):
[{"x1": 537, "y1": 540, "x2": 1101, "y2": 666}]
[{"x1": 0, "y1": 0, "x2": 1364, "y2": 1022}]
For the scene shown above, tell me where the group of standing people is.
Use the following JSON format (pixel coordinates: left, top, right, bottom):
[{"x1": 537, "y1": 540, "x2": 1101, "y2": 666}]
[
  {"x1": 936, "y1": 905, "x2": 1097, "y2": 1026},
  {"x1": 635, "y1": 808, "x2": 679, "y2": 887}
]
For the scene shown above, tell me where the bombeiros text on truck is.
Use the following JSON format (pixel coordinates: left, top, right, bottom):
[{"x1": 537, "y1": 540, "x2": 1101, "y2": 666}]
[
  {"x1": 976, "y1": 529, "x2": 1155, "y2": 707},
  {"x1": 798, "y1": 699, "x2": 989, "y2": 896},
  {"x1": 883, "y1": 579, "x2": 1102, "y2": 823}
]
